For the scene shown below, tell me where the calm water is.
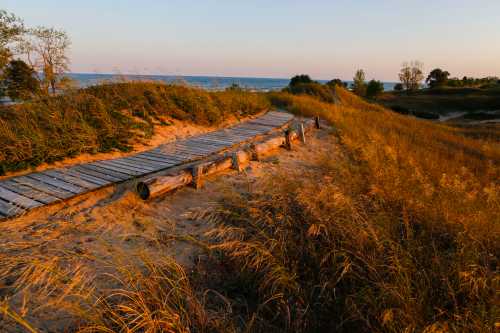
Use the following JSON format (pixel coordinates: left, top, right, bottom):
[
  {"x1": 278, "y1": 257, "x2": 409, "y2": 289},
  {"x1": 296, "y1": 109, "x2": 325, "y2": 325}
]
[{"x1": 67, "y1": 73, "x2": 397, "y2": 92}]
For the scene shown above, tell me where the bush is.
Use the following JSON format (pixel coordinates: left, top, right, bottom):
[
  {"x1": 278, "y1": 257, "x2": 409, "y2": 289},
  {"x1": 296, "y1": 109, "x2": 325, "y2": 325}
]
[
  {"x1": 284, "y1": 82, "x2": 335, "y2": 103},
  {"x1": 3, "y1": 59, "x2": 40, "y2": 101},
  {"x1": 366, "y1": 79, "x2": 384, "y2": 98},
  {"x1": 289, "y1": 74, "x2": 313, "y2": 87}
]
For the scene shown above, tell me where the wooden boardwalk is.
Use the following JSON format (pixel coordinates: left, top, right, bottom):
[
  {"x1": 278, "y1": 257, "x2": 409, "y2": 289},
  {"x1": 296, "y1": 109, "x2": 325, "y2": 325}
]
[{"x1": 0, "y1": 111, "x2": 294, "y2": 220}]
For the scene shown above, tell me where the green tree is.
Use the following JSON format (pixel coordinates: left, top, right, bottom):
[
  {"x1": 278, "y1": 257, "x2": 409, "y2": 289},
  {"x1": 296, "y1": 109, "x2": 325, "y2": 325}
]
[
  {"x1": 289, "y1": 74, "x2": 313, "y2": 87},
  {"x1": 366, "y1": 79, "x2": 384, "y2": 98},
  {"x1": 398, "y1": 61, "x2": 424, "y2": 91},
  {"x1": 426, "y1": 68, "x2": 450, "y2": 88},
  {"x1": 351, "y1": 69, "x2": 366, "y2": 96},
  {"x1": 326, "y1": 78, "x2": 347, "y2": 88},
  {"x1": 0, "y1": 10, "x2": 24, "y2": 98},
  {"x1": 3, "y1": 59, "x2": 40, "y2": 101}
]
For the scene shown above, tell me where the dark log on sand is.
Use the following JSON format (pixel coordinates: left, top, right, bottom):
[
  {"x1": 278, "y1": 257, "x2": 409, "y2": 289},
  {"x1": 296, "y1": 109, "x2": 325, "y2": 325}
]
[{"x1": 137, "y1": 171, "x2": 193, "y2": 200}]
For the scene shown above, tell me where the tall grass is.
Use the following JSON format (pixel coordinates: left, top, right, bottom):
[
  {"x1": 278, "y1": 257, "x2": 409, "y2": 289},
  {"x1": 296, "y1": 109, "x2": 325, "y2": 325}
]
[
  {"x1": 1, "y1": 87, "x2": 498, "y2": 332},
  {"x1": 200, "y1": 88, "x2": 499, "y2": 331},
  {"x1": 0, "y1": 82, "x2": 269, "y2": 174}
]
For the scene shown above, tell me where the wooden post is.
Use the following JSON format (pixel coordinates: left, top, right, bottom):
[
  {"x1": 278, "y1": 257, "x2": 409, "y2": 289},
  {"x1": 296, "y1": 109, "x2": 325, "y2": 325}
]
[
  {"x1": 285, "y1": 129, "x2": 293, "y2": 150},
  {"x1": 192, "y1": 164, "x2": 203, "y2": 189},
  {"x1": 232, "y1": 152, "x2": 242, "y2": 171},
  {"x1": 298, "y1": 123, "x2": 306, "y2": 143},
  {"x1": 232, "y1": 151, "x2": 250, "y2": 172},
  {"x1": 315, "y1": 116, "x2": 321, "y2": 129}
]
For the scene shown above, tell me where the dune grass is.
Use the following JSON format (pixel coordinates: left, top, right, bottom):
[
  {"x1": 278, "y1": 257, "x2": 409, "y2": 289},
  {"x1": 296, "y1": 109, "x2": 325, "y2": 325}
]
[
  {"x1": 0, "y1": 82, "x2": 269, "y2": 175},
  {"x1": 0, "y1": 87, "x2": 498, "y2": 332},
  {"x1": 200, "y1": 88, "x2": 499, "y2": 332}
]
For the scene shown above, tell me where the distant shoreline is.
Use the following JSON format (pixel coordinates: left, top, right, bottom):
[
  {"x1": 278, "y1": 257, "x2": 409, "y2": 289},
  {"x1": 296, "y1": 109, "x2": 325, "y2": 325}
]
[{"x1": 66, "y1": 73, "x2": 398, "y2": 92}]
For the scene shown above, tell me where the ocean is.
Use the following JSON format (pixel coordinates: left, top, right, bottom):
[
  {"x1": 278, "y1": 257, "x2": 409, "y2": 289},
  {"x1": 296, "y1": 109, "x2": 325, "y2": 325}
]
[{"x1": 67, "y1": 73, "x2": 397, "y2": 92}]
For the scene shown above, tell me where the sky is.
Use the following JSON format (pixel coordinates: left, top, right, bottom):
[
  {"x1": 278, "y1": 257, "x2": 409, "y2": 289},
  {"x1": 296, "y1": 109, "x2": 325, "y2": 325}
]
[{"x1": 3, "y1": 0, "x2": 500, "y2": 81}]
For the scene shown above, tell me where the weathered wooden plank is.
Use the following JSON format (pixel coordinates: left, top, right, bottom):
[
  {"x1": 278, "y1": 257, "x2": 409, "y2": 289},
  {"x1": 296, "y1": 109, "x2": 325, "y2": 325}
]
[
  {"x1": 75, "y1": 165, "x2": 128, "y2": 182},
  {"x1": 153, "y1": 149, "x2": 201, "y2": 160},
  {"x1": 245, "y1": 120, "x2": 287, "y2": 128},
  {"x1": 142, "y1": 152, "x2": 189, "y2": 165},
  {"x1": 185, "y1": 138, "x2": 228, "y2": 148},
  {"x1": 109, "y1": 158, "x2": 158, "y2": 172},
  {"x1": 124, "y1": 156, "x2": 174, "y2": 168},
  {"x1": 244, "y1": 119, "x2": 279, "y2": 127},
  {"x1": 63, "y1": 169, "x2": 112, "y2": 186},
  {"x1": 0, "y1": 199, "x2": 25, "y2": 218},
  {"x1": 201, "y1": 133, "x2": 247, "y2": 142},
  {"x1": 166, "y1": 145, "x2": 208, "y2": 156},
  {"x1": 0, "y1": 186, "x2": 43, "y2": 209},
  {"x1": 135, "y1": 153, "x2": 183, "y2": 165},
  {"x1": 215, "y1": 128, "x2": 250, "y2": 136},
  {"x1": 174, "y1": 143, "x2": 220, "y2": 154},
  {"x1": 27, "y1": 173, "x2": 85, "y2": 194},
  {"x1": 235, "y1": 123, "x2": 276, "y2": 132},
  {"x1": 44, "y1": 170, "x2": 101, "y2": 190},
  {"x1": 12, "y1": 176, "x2": 74, "y2": 199},
  {"x1": 238, "y1": 126, "x2": 270, "y2": 134},
  {"x1": 92, "y1": 161, "x2": 143, "y2": 176},
  {"x1": 0, "y1": 180, "x2": 59, "y2": 204},
  {"x1": 206, "y1": 133, "x2": 249, "y2": 145},
  {"x1": 225, "y1": 130, "x2": 259, "y2": 138},
  {"x1": 264, "y1": 112, "x2": 294, "y2": 119},
  {"x1": 230, "y1": 127, "x2": 264, "y2": 135},
  {"x1": 189, "y1": 137, "x2": 234, "y2": 147}
]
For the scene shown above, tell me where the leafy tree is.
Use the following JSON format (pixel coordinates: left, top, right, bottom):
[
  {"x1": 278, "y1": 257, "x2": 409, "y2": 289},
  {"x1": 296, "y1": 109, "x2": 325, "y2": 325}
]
[
  {"x1": 326, "y1": 78, "x2": 347, "y2": 88},
  {"x1": 393, "y1": 83, "x2": 404, "y2": 91},
  {"x1": 0, "y1": 10, "x2": 24, "y2": 98},
  {"x1": 366, "y1": 79, "x2": 384, "y2": 98},
  {"x1": 289, "y1": 74, "x2": 313, "y2": 87},
  {"x1": 3, "y1": 59, "x2": 40, "y2": 101},
  {"x1": 19, "y1": 27, "x2": 71, "y2": 94},
  {"x1": 426, "y1": 68, "x2": 450, "y2": 88},
  {"x1": 351, "y1": 69, "x2": 366, "y2": 96},
  {"x1": 398, "y1": 61, "x2": 424, "y2": 91}
]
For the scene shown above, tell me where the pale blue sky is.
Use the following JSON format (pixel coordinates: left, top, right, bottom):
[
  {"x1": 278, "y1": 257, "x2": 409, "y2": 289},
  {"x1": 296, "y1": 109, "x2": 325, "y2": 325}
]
[{"x1": 4, "y1": 0, "x2": 500, "y2": 80}]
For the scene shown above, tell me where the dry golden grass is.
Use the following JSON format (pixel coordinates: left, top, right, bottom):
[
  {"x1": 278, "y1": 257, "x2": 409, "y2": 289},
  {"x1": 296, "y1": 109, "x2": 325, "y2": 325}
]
[
  {"x1": 1, "y1": 87, "x2": 498, "y2": 332},
  {"x1": 198, "y1": 88, "x2": 499, "y2": 331}
]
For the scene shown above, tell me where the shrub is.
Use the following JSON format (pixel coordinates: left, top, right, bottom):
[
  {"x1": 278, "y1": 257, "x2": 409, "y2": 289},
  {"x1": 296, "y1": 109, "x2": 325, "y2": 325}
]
[
  {"x1": 366, "y1": 79, "x2": 384, "y2": 98},
  {"x1": 3, "y1": 59, "x2": 40, "y2": 101},
  {"x1": 289, "y1": 74, "x2": 313, "y2": 87}
]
